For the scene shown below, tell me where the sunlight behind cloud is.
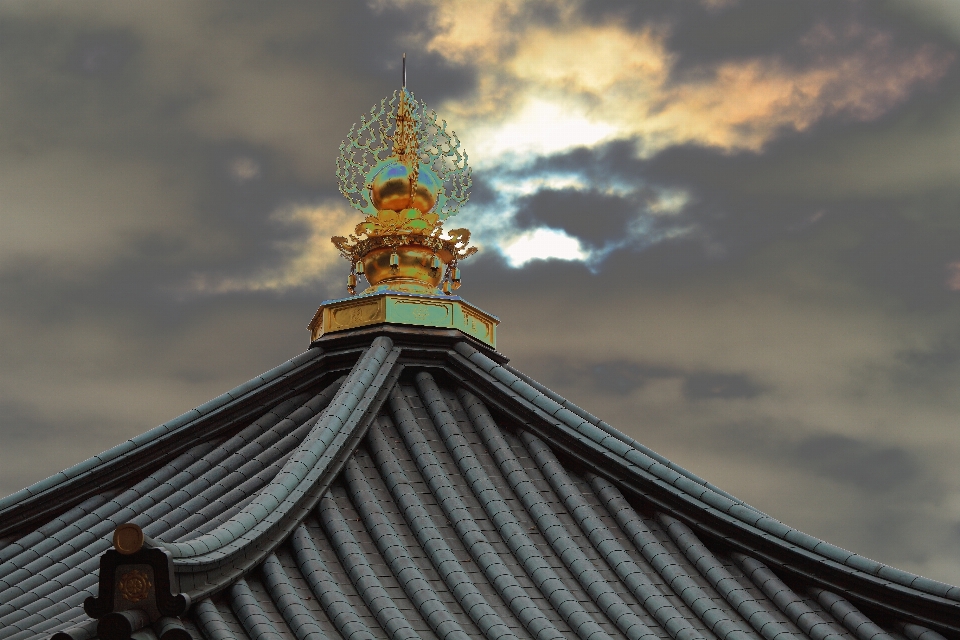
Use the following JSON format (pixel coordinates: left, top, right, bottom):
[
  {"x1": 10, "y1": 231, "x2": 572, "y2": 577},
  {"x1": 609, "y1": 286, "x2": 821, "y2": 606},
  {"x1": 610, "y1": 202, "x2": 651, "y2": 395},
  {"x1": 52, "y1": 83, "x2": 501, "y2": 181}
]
[
  {"x1": 510, "y1": 25, "x2": 670, "y2": 95},
  {"x1": 502, "y1": 227, "x2": 590, "y2": 267},
  {"x1": 648, "y1": 189, "x2": 691, "y2": 216},
  {"x1": 466, "y1": 99, "x2": 618, "y2": 166},
  {"x1": 497, "y1": 173, "x2": 591, "y2": 197},
  {"x1": 185, "y1": 0, "x2": 954, "y2": 281},
  {"x1": 386, "y1": 0, "x2": 955, "y2": 271},
  {"x1": 417, "y1": 1, "x2": 951, "y2": 157}
]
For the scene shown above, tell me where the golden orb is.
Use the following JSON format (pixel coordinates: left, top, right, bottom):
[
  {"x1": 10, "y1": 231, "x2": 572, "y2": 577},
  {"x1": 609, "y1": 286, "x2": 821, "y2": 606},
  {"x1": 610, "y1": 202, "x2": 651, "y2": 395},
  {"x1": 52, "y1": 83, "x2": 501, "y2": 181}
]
[{"x1": 369, "y1": 161, "x2": 441, "y2": 213}]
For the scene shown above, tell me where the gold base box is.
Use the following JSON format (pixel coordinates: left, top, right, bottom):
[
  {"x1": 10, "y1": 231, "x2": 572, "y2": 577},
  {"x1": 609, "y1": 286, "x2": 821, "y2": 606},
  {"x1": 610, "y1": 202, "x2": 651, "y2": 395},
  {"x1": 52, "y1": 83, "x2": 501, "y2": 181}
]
[{"x1": 308, "y1": 292, "x2": 498, "y2": 347}]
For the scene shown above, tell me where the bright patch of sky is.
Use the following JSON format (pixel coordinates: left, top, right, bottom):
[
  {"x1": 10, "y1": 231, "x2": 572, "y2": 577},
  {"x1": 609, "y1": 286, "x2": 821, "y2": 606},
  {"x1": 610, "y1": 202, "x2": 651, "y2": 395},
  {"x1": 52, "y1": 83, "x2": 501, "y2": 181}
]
[
  {"x1": 647, "y1": 189, "x2": 690, "y2": 216},
  {"x1": 495, "y1": 173, "x2": 590, "y2": 197},
  {"x1": 501, "y1": 227, "x2": 589, "y2": 267},
  {"x1": 465, "y1": 99, "x2": 618, "y2": 169},
  {"x1": 449, "y1": 74, "x2": 696, "y2": 269},
  {"x1": 460, "y1": 158, "x2": 693, "y2": 268}
]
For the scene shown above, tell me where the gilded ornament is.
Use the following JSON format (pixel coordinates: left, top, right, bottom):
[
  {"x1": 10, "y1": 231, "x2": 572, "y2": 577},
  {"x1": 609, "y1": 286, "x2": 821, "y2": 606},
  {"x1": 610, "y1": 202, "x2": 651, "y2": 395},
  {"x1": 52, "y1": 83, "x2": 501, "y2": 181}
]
[
  {"x1": 310, "y1": 61, "x2": 498, "y2": 346},
  {"x1": 336, "y1": 89, "x2": 471, "y2": 220},
  {"x1": 332, "y1": 71, "x2": 476, "y2": 297},
  {"x1": 117, "y1": 569, "x2": 152, "y2": 604}
]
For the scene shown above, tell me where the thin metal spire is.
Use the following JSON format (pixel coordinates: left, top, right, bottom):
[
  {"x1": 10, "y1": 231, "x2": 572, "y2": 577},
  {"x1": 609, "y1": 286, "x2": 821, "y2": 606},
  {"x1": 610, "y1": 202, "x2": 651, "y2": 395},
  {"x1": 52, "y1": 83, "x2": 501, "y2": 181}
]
[{"x1": 402, "y1": 53, "x2": 406, "y2": 88}]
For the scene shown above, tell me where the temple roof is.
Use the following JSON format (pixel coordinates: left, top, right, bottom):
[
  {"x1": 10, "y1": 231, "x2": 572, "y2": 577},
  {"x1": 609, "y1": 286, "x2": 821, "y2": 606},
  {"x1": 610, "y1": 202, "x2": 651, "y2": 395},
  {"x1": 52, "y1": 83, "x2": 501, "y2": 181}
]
[{"x1": 0, "y1": 326, "x2": 957, "y2": 640}]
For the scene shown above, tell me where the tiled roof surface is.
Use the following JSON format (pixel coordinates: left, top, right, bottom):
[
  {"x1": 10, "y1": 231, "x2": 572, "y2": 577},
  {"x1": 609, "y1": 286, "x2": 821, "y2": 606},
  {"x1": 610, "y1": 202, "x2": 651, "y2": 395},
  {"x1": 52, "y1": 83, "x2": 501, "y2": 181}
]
[{"x1": 0, "y1": 331, "x2": 957, "y2": 640}]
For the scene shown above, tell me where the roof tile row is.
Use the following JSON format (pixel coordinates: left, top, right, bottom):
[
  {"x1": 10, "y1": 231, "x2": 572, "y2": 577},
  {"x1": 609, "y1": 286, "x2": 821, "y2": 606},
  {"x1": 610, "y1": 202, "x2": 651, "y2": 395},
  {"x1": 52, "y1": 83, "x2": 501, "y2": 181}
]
[{"x1": 1, "y1": 336, "x2": 954, "y2": 640}]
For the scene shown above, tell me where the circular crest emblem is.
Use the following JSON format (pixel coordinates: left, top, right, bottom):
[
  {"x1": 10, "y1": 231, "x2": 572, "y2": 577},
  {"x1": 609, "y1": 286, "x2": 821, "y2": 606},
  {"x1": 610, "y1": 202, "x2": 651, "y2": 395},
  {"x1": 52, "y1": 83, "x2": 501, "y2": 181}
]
[{"x1": 117, "y1": 569, "x2": 152, "y2": 603}]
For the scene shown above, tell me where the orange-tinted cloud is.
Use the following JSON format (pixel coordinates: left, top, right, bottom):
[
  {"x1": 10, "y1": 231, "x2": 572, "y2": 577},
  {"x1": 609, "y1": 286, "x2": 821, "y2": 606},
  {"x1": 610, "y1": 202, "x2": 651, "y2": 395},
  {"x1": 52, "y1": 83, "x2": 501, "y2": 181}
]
[
  {"x1": 398, "y1": 0, "x2": 953, "y2": 157},
  {"x1": 188, "y1": 202, "x2": 356, "y2": 293}
]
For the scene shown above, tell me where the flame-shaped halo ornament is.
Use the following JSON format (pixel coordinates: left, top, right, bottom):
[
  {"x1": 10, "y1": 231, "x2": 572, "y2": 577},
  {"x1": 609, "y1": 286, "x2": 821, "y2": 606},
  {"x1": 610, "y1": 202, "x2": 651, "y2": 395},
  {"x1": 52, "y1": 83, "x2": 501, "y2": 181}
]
[{"x1": 332, "y1": 85, "x2": 476, "y2": 296}]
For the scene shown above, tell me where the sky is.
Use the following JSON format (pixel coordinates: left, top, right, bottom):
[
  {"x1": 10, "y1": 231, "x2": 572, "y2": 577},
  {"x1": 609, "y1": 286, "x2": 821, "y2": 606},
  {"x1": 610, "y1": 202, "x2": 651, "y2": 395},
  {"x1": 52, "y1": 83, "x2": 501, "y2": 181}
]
[{"x1": 1, "y1": 0, "x2": 960, "y2": 585}]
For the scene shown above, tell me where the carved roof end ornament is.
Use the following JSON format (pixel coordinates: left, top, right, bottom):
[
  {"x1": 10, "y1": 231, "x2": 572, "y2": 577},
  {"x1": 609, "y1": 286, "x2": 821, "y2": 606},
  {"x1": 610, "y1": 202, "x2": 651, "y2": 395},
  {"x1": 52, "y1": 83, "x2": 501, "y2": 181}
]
[{"x1": 81, "y1": 523, "x2": 191, "y2": 640}]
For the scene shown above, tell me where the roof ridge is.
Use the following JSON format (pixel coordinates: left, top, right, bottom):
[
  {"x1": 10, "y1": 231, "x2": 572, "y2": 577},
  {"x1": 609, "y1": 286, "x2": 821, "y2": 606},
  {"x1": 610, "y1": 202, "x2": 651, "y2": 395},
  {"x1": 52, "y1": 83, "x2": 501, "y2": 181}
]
[
  {"x1": 499, "y1": 359, "x2": 766, "y2": 515},
  {"x1": 0, "y1": 347, "x2": 325, "y2": 517},
  {"x1": 168, "y1": 336, "x2": 403, "y2": 600},
  {"x1": 164, "y1": 336, "x2": 392, "y2": 560}
]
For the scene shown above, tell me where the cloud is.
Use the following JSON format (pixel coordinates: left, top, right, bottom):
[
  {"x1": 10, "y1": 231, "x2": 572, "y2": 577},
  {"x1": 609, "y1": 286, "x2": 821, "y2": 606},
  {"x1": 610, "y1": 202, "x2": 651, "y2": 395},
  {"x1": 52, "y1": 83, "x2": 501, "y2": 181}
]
[
  {"x1": 500, "y1": 228, "x2": 589, "y2": 267},
  {"x1": 797, "y1": 433, "x2": 923, "y2": 492},
  {"x1": 409, "y1": 0, "x2": 952, "y2": 162},
  {"x1": 187, "y1": 201, "x2": 356, "y2": 293},
  {"x1": 512, "y1": 188, "x2": 640, "y2": 247},
  {"x1": 369, "y1": 0, "x2": 955, "y2": 271},
  {"x1": 656, "y1": 33, "x2": 948, "y2": 152},
  {"x1": 890, "y1": 0, "x2": 960, "y2": 44},
  {"x1": 0, "y1": 0, "x2": 959, "y2": 589},
  {"x1": 717, "y1": 421, "x2": 930, "y2": 494},
  {"x1": 465, "y1": 99, "x2": 619, "y2": 163},
  {"x1": 526, "y1": 355, "x2": 769, "y2": 400},
  {"x1": 0, "y1": 151, "x2": 195, "y2": 272},
  {"x1": 947, "y1": 262, "x2": 960, "y2": 291},
  {"x1": 683, "y1": 372, "x2": 767, "y2": 400}
]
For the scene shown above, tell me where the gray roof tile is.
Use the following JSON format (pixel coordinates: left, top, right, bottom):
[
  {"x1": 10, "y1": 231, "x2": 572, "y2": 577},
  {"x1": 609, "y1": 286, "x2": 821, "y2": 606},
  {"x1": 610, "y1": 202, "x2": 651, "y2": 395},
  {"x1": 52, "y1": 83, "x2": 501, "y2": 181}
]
[
  {"x1": 0, "y1": 336, "x2": 955, "y2": 640},
  {"x1": 812, "y1": 590, "x2": 893, "y2": 640}
]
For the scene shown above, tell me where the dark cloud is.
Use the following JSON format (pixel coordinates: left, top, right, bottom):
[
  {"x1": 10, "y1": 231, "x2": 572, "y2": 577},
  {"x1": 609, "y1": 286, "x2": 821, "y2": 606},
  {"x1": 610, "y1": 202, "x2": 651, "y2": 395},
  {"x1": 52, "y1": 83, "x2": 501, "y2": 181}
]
[
  {"x1": 842, "y1": 205, "x2": 960, "y2": 310},
  {"x1": 484, "y1": 103, "x2": 960, "y2": 312},
  {"x1": 898, "y1": 337, "x2": 960, "y2": 374},
  {"x1": 524, "y1": 355, "x2": 769, "y2": 400},
  {"x1": 641, "y1": 143, "x2": 852, "y2": 252},
  {"x1": 665, "y1": 1, "x2": 824, "y2": 66},
  {"x1": 518, "y1": 139, "x2": 645, "y2": 183},
  {"x1": 683, "y1": 373, "x2": 766, "y2": 400},
  {"x1": 465, "y1": 174, "x2": 499, "y2": 207},
  {"x1": 587, "y1": 362, "x2": 661, "y2": 395},
  {"x1": 717, "y1": 422, "x2": 931, "y2": 495},
  {"x1": 70, "y1": 31, "x2": 138, "y2": 77},
  {"x1": 796, "y1": 434, "x2": 922, "y2": 493},
  {"x1": 0, "y1": 21, "x2": 147, "y2": 151},
  {"x1": 576, "y1": 0, "x2": 958, "y2": 82},
  {"x1": 259, "y1": 1, "x2": 476, "y2": 106},
  {"x1": 488, "y1": 136, "x2": 837, "y2": 268},
  {"x1": 0, "y1": 401, "x2": 57, "y2": 443},
  {"x1": 512, "y1": 188, "x2": 641, "y2": 248}
]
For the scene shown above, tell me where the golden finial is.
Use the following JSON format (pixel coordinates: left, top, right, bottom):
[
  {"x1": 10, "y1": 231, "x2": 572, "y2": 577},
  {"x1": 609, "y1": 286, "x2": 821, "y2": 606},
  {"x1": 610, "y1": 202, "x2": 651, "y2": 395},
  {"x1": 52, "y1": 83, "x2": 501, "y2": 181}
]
[
  {"x1": 332, "y1": 59, "x2": 475, "y2": 296},
  {"x1": 310, "y1": 60, "x2": 496, "y2": 347}
]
